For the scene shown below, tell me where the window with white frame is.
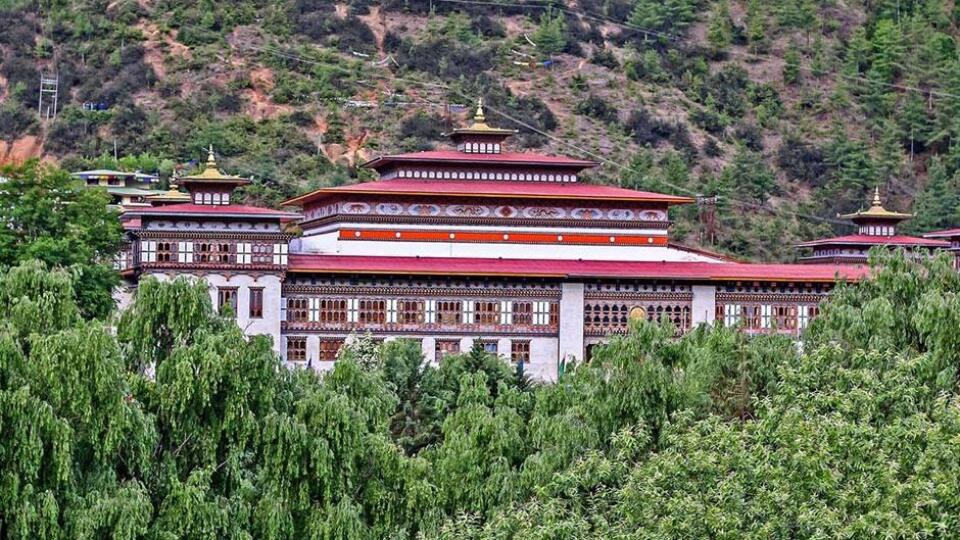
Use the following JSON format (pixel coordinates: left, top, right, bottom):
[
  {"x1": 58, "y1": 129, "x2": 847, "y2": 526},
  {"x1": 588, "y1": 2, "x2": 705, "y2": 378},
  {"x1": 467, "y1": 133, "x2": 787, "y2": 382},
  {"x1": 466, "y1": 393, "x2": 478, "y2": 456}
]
[
  {"x1": 237, "y1": 242, "x2": 252, "y2": 264},
  {"x1": 177, "y1": 241, "x2": 194, "y2": 263},
  {"x1": 308, "y1": 297, "x2": 320, "y2": 322},
  {"x1": 499, "y1": 300, "x2": 513, "y2": 325},
  {"x1": 424, "y1": 300, "x2": 437, "y2": 323},
  {"x1": 272, "y1": 243, "x2": 288, "y2": 265},
  {"x1": 386, "y1": 299, "x2": 398, "y2": 323},
  {"x1": 798, "y1": 305, "x2": 818, "y2": 330},
  {"x1": 760, "y1": 305, "x2": 772, "y2": 329},
  {"x1": 533, "y1": 301, "x2": 552, "y2": 325},
  {"x1": 723, "y1": 304, "x2": 742, "y2": 327},
  {"x1": 140, "y1": 240, "x2": 156, "y2": 263},
  {"x1": 462, "y1": 300, "x2": 475, "y2": 323},
  {"x1": 347, "y1": 298, "x2": 359, "y2": 323}
]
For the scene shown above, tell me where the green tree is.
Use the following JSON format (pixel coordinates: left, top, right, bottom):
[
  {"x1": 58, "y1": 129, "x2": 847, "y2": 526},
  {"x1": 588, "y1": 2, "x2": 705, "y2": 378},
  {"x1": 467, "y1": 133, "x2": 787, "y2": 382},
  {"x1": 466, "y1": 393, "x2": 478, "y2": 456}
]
[
  {"x1": 532, "y1": 9, "x2": 567, "y2": 56},
  {"x1": 706, "y1": 0, "x2": 733, "y2": 52},
  {"x1": 0, "y1": 160, "x2": 122, "y2": 319},
  {"x1": 783, "y1": 41, "x2": 802, "y2": 84}
]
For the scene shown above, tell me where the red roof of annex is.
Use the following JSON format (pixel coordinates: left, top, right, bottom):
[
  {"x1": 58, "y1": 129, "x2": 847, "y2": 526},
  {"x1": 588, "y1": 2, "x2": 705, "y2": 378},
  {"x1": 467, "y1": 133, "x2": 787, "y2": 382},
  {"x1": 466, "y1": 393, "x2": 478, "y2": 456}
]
[
  {"x1": 362, "y1": 150, "x2": 599, "y2": 169},
  {"x1": 795, "y1": 234, "x2": 949, "y2": 248},
  {"x1": 283, "y1": 179, "x2": 693, "y2": 206},
  {"x1": 288, "y1": 254, "x2": 869, "y2": 283},
  {"x1": 122, "y1": 203, "x2": 301, "y2": 220}
]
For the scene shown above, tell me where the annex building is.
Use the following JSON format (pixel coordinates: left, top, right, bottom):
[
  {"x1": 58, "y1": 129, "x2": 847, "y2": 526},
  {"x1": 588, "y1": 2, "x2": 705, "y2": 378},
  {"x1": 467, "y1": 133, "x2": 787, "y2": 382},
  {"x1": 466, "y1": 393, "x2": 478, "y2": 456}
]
[{"x1": 114, "y1": 104, "x2": 910, "y2": 380}]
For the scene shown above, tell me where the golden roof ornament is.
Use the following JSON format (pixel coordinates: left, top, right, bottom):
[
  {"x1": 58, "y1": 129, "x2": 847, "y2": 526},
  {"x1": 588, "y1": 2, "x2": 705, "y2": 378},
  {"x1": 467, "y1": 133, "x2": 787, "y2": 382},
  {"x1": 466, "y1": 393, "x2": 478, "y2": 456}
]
[
  {"x1": 474, "y1": 98, "x2": 486, "y2": 123},
  {"x1": 446, "y1": 96, "x2": 518, "y2": 138},
  {"x1": 179, "y1": 145, "x2": 250, "y2": 184},
  {"x1": 838, "y1": 186, "x2": 911, "y2": 221}
]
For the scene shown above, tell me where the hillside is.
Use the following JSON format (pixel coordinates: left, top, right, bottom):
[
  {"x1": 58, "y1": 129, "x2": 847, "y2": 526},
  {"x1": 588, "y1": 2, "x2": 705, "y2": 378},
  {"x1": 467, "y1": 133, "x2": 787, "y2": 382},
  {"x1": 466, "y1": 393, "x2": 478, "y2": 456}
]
[{"x1": 3, "y1": 0, "x2": 960, "y2": 260}]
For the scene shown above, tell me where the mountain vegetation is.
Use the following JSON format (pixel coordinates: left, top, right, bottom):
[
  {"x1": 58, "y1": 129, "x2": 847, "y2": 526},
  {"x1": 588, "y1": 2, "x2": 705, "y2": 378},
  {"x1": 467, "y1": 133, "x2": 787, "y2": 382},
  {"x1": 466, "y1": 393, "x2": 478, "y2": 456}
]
[
  {"x1": 1, "y1": 248, "x2": 959, "y2": 538},
  {"x1": 4, "y1": 0, "x2": 960, "y2": 259}
]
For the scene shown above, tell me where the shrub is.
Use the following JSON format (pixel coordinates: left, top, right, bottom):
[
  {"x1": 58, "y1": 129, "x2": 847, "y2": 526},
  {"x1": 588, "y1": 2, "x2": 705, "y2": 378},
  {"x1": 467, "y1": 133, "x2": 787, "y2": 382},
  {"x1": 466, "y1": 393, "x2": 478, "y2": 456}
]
[
  {"x1": 690, "y1": 107, "x2": 727, "y2": 134},
  {"x1": 575, "y1": 95, "x2": 619, "y2": 124},
  {"x1": 777, "y1": 137, "x2": 830, "y2": 186},
  {"x1": 703, "y1": 137, "x2": 723, "y2": 157},
  {"x1": 624, "y1": 108, "x2": 675, "y2": 146},
  {"x1": 697, "y1": 63, "x2": 749, "y2": 117},
  {"x1": 0, "y1": 102, "x2": 36, "y2": 140},
  {"x1": 591, "y1": 48, "x2": 620, "y2": 69},
  {"x1": 733, "y1": 122, "x2": 763, "y2": 151}
]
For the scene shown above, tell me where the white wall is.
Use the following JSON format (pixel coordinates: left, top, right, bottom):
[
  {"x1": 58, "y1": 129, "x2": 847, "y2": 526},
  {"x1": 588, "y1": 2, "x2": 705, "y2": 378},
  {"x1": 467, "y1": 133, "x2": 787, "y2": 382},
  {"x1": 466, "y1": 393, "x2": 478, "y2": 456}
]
[
  {"x1": 558, "y1": 282, "x2": 585, "y2": 366},
  {"x1": 146, "y1": 271, "x2": 283, "y2": 354},
  {"x1": 692, "y1": 285, "x2": 717, "y2": 327},
  {"x1": 298, "y1": 230, "x2": 723, "y2": 262}
]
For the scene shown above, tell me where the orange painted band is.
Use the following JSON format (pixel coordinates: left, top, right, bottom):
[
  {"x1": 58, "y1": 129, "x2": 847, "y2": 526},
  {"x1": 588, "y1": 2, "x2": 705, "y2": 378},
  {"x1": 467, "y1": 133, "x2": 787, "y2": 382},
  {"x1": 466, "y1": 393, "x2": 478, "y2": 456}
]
[{"x1": 339, "y1": 228, "x2": 669, "y2": 246}]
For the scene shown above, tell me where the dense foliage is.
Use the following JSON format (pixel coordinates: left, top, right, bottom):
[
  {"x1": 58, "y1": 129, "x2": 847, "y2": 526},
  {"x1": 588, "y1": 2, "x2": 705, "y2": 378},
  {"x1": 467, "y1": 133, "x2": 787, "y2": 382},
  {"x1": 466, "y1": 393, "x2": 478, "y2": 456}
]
[
  {"x1": 0, "y1": 160, "x2": 122, "y2": 319},
  {"x1": 4, "y1": 1, "x2": 960, "y2": 258},
  {"x1": 1, "y1": 251, "x2": 959, "y2": 538}
]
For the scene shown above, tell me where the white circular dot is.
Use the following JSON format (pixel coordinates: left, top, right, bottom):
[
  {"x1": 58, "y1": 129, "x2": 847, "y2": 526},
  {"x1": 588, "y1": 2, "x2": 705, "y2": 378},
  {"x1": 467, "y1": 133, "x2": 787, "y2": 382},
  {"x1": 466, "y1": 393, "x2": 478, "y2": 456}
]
[
  {"x1": 395, "y1": 232, "x2": 402, "y2": 238},
  {"x1": 449, "y1": 233, "x2": 456, "y2": 239},
  {"x1": 609, "y1": 236, "x2": 616, "y2": 243},
  {"x1": 503, "y1": 234, "x2": 509, "y2": 240},
  {"x1": 557, "y1": 235, "x2": 564, "y2": 241},
  {"x1": 648, "y1": 237, "x2": 654, "y2": 244},
  {"x1": 354, "y1": 231, "x2": 361, "y2": 238}
]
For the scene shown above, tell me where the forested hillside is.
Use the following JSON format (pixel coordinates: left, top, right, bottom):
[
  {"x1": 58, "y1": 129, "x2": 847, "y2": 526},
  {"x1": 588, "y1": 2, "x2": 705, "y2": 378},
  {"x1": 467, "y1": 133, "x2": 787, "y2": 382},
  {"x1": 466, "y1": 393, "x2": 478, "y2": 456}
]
[{"x1": 3, "y1": 0, "x2": 960, "y2": 259}]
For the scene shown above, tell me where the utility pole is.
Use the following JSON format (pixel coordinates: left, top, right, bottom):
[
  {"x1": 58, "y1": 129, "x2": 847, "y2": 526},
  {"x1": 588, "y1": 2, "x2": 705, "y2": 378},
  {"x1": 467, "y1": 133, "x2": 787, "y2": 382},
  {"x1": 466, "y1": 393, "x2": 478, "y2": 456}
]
[{"x1": 38, "y1": 71, "x2": 59, "y2": 120}]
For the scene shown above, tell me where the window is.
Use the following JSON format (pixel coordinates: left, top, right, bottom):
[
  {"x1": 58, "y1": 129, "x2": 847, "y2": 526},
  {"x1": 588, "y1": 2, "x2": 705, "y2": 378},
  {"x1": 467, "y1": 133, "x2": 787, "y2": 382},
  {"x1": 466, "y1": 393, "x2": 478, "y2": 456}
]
[
  {"x1": 437, "y1": 301, "x2": 462, "y2": 324},
  {"x1": 499, "y1": 301, "x2": 513, "y2": 324},
  {"x1": 760, "y1": 305, "x2": 772, "y2": 329},
  {"x1": 358, "y1": 299, "x2": 386, "y2": 324},
  {"x1": 237, "y1": 243, "x2": 252, "y2": 264},
  {"x1": 140, "y1": 240, "x2": 156, "y2": 263},
  {"x1": 249, "y1": 288, "x2": 264, "y2": 319},
  {"x1": 399, "y1": 300, "x2": 425, "y2": 324},
  {"x1": 272, "y1": 243, "x2": 289, "y2": 265},
  {"x1": 319, "y1": 299, "x2": 347, "y2": 324},
  {"x1": 798, "y1": 305, "x2": 818, "y2": 330},
  {"x1": 386, "y1": 299, "x2": 398, "y2": 323},
  {"x1": 474, "y1": 301, "x2": 500, "y2": 324},
  {"x1": 286, "y1": 337, "x2": 307, "y2": 362},
  {"x1": 156, "y1": 241, "x2": 176, "y2": 262},
  {"x1": 511, "y1": 340, "x2": 531, "y2": 364},
  {"x1": 533, "y1": 301, "x2": 554, "y2": 325},
  {"x1": 436, "y1": 339, "x2": 460, "y2": 359},
  {"x1": 197, "y1": 242, "x2": 232, "y2": 263},
  {"x1": 479, "y1": 340, "x2": 498, "y2": 354},
  {"x1": 218, "y1": 287, "x2": 238, "y2": 317},
  {"x1": 319, "y1": 338, "x2": 344, "y2": 361},
  {"x1": 513, "y1": 302, "x2": 533, "y2": 325},
  {"x1": 425, "y1": 300, "x2": 437, "y2": 323},
  {"x1": 723, "y1": 304, "x2": 742, "y2": 327},
  {"x1": 287, "y1": 297, "x2": 309, "y2": 322},
  {"x1": 178, "y1": 241, "x2": 194, "y2": 263}
]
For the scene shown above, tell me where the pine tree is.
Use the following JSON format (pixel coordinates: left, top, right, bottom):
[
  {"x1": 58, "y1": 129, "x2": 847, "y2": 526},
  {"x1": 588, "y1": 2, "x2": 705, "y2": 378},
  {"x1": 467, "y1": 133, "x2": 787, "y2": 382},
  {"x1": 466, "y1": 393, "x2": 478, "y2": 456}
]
[
  {"x1": 706, "y1": 0, "x2": 733, "y2": 52},
  {"x1": 907, "y1": 156, "x2": 960, "y2": 232},
  {"x1": 783, "y1": 41, "x2": 802, "y2": 85},
  {"x1": 745, "y1": 0, "x2": 767, "y2": 53},
  {"x1": 532, "y1": 8, "x2": 567, "y2": 56}
]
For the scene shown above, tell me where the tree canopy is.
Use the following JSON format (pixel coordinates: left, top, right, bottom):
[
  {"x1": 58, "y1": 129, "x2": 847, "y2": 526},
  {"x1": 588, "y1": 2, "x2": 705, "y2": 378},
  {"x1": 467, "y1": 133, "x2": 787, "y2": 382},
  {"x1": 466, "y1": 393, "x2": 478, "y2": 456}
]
[
  {"x1": 0, "y1": 161, "x2": 123, "y2": 319},
  {"x1": 1, "y1": 251, "x2": 960, "y2": 538}
]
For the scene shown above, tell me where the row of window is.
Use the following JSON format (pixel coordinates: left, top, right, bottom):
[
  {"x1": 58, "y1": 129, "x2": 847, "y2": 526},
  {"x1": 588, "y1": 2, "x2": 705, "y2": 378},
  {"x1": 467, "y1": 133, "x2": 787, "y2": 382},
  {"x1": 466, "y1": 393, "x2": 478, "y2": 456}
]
[
  {"x1": 718, "y1": 304, "x2": 818, "y2": 331},
  {"x1": 583, "y1": 303, "x2": 692, "y2": 333},
  {"x1": 140, "y1": 241, "x2": 288, "y2": 265},
  {"x1": 392, "y1": 169, "x2": 577, "y2": 183},
  {"x1": 285, "y1": 337, "x2": 531, "y2": 364},
  {"x1": 859, "y1": 225, "x2": 895, "y2": 236},
  {"x1": 217, "y1": 287, "x2": 264, "y2": 318},
  {"x1": 283, "y1": 298, "x2": 558, "y2": 326},
  {"x1": 458, "y1": 142, "x2": 502, "y2": 154},
  {"x1": 193, "y1": 192, "x2": 231, "y2": 205}
]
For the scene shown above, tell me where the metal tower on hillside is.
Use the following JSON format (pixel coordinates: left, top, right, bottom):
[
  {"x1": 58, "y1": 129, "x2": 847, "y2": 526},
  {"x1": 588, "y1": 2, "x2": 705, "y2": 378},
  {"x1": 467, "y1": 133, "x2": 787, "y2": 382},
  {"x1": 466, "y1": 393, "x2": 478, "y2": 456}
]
[{"x1": 38, "y1": 71, "x2": 59, "y2": 120}]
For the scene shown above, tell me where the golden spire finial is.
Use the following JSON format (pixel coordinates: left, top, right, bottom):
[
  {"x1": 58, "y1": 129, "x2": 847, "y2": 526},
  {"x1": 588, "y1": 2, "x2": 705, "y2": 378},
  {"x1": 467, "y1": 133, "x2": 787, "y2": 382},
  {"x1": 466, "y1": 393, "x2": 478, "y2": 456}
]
[
  {"x1": 871, "y1": 186, "x2": 882, "y2": 207},
  {"x1": 474, "y1": 97, "x2": 486, "y2": 123},
  {"x1": 206, "y1": 145, "x2": 217, "y2": 168}
]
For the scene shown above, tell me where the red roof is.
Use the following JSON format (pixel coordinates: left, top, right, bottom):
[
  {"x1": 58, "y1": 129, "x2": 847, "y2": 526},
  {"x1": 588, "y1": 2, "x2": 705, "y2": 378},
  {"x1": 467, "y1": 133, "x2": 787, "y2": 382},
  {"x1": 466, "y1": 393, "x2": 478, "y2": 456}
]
[
  {"x1": 924, "y1": 228, "x2": 960, "y2": 239},
  {"x1": 288, "y1": 254, "x2": 869, "y2": 282},
  {"x1": 795, "y1": 234, "x2": 949, "y2": 248},
  {"x1": 363, "y1": 150, "x2": 598, "y2": 169},
  {"x1": 122, "y1": 203, "x2": 301, "y2": 220},
  {"x1": 284, "y1": 179, "x2": 694, "y2": 206}
]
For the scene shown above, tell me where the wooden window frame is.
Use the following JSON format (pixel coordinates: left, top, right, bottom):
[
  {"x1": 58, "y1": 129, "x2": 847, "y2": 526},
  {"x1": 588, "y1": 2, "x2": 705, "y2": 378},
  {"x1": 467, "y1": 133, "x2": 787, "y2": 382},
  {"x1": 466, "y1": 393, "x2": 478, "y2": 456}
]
[
  {"x1": 511, "y1": 340, "x2": 531, "y2": 364},
  {"x1": 249, "y1": 287, "x2": 264, "y2": 319},
  {"x1": 218, "y1": 287, "x2": 238, "y2": 317},
  {"x1": 286, "y1": 336, "x2": 307, "y2": 362}
]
